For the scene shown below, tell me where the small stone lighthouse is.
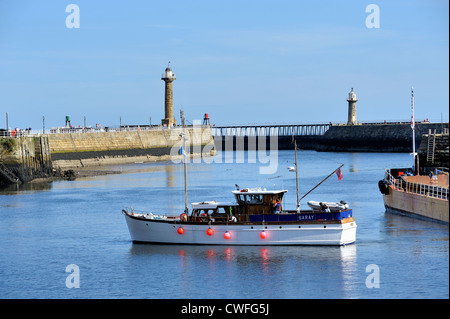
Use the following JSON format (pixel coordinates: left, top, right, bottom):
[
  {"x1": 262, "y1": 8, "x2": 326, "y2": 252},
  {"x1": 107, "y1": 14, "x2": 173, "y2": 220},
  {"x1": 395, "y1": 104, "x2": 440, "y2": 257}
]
[
  {"x1": 347, "y1": 88, "x2": 358, "y2": 125},
  {"x1": 161, "y1": 63, "x2": 176, "y2": 127}
]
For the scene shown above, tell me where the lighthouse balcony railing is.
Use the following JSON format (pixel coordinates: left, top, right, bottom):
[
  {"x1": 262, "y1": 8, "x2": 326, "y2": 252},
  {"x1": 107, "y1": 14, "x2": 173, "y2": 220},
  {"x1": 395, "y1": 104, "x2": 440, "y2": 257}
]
[{"x1": 161, "y1": 74, "x2": 176, "y2": 79}]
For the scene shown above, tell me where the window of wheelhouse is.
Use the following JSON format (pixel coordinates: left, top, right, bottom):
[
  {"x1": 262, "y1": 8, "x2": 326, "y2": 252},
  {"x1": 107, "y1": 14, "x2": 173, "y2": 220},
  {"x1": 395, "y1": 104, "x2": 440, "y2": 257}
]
[
  {"x1": 236, "y1": 194, "x2": 245, "y2": 204},
  {"x1": 235, "y1": 194, "x2": 263, "y2": 204},
  {"x1": 248, "y1": 194, "x2": 263, "y2": 204}
]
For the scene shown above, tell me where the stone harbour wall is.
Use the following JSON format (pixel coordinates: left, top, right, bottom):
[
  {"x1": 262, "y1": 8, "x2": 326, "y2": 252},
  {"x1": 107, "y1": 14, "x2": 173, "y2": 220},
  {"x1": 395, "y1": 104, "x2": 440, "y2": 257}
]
[
  {"x1": 314, "y1": 122, "x2": 446, "y2": 152},
  {"x1": 0, "y1": 136, "x2": 53, "y2": 185},
  {"x1": 48, "y1": 126, "x2": 215, "y2": 169}
]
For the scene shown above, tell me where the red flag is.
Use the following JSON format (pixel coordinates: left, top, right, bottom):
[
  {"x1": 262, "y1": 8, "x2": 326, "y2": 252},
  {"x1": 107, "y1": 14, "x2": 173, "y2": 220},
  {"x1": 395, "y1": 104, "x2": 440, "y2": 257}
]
[{"x1": 335, "y1": 168, "x2": 343, "y2": 181}]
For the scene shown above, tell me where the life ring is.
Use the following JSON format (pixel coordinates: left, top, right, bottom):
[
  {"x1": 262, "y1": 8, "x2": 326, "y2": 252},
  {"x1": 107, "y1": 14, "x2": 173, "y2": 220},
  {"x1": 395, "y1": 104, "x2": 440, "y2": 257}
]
[
  {"x1": 180, "y1": 213, "x2": 188, "y2": 222},
  {"x1": 11, "y1": 130, "x2": 17, "y2": 137},
  {"x1": 200, "y1": 213, "x2": 208, "y2": 222}
]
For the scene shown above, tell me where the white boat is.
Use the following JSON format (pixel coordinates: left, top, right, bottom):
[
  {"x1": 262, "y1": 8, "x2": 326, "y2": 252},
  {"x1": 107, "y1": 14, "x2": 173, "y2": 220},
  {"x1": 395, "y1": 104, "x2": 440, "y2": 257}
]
[
  {"x1": 122, "y1": 129, "x2": 356, "y2": 245},
  {"x1": 123, "y1": 187, "x2": 356, "y2": 245}
]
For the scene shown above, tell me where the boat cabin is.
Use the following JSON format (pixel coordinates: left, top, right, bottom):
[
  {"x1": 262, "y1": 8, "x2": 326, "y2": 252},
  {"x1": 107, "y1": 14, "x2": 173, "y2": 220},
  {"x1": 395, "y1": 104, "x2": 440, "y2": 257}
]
[
  {"x1": 190, "y1": 201, "x2": 239, "y2": 223},
  {"x1": 189, "y1": 188, "x2": 288, "y2": 223},
  {"x1": 232, "y1": 188, "x2": 287, "y2": 218},
  {"x1": 188, "y1": 187, "x2": 352, "y2": 224}
]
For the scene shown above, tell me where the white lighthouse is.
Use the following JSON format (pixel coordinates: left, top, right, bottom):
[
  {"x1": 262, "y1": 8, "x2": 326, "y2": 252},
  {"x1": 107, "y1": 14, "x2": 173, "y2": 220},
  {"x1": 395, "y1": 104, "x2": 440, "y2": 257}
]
[{"x1": 347, "y1": 88, "x2": 358, "y2": 125}]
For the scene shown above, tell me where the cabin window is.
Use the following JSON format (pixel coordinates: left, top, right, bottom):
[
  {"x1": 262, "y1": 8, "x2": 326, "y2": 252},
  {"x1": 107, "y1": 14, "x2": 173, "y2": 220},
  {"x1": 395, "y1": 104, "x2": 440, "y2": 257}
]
[
  {"x1": 247, "y1": 194, "x2": 263, "y2": 204},
  {"x1": 217, "y1": 206, "x2": 237, "y2": 215},
  {"x1": 217, "y1": 207, "x2": 227, "y2": 214},
  {"x1": 193, "y1": 209, "x2": 214, "y2": 216},
  {"x1": 236, "y1": 194, "x2": 263, "y2": 204},
  {"x1": 236, "y1": 194, "x2": 246, "y2": 203}
]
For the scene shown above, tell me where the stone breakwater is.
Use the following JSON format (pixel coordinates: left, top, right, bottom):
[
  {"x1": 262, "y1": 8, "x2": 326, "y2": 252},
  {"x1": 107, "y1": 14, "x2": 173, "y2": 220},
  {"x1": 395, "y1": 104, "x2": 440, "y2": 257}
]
[
  {"x1": 216, "y1": 122, "x2": 447, "y2": 152},
  {"x1": 0, "y1": 136, "x2": 53, "y2": 185},
  {"x1": 313, "y1": 122, "x2": 447, "y2": 152},
  {"x1": 0, "y1": 126, "x2": 215, "y2": 185},
  {"x1": 48, "y1": 126, "x2": 215, "y2": 169}
]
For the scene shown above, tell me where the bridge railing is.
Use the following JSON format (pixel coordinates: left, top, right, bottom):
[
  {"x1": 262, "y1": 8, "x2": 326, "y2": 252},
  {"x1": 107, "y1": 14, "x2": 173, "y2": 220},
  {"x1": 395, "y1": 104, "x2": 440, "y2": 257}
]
[
  {"x1": 211, "y1": 120, "x2": 449, "y2": 137},
  {"x1": 211, "y1": 123, "x2": 331, "y2": 137}
]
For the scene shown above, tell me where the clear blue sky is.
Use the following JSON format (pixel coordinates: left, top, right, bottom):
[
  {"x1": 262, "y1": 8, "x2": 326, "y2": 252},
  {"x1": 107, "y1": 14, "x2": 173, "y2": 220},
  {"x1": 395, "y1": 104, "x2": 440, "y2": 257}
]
[{"x1": 0, "y1": 0, "x2": 448, "y2": 130}]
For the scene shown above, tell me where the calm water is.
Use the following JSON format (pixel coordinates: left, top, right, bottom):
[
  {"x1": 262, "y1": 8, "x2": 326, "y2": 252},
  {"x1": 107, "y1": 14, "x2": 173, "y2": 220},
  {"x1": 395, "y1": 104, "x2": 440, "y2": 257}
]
[{"x1": 0, "y1": 151, "x2": 448, "y2": 299}]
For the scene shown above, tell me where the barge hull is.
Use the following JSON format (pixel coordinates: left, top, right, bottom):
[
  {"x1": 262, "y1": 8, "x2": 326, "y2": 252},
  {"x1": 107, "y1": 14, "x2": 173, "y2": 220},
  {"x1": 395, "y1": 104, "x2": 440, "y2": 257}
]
[{"x1": 383, "y1": 186, "x2": 449, "y2": 223}]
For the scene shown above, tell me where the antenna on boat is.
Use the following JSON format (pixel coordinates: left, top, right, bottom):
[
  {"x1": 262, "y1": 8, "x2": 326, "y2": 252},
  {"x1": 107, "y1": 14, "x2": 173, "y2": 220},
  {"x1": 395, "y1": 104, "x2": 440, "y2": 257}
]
[
  {"x1": 180, "y1": 110, "x2": 188, "y2": 214},
  {"x1": 411, "y1": 87, "x2": 418, "y2": 175},
  {"x1": 294, "y1": 139, "x2": 300, "y2": 211}
]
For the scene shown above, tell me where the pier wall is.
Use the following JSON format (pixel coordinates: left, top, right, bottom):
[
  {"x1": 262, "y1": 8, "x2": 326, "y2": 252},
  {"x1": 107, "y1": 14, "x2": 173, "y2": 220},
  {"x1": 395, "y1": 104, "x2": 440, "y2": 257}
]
[
  {"x1": 48, "y1": 126, "x2": 215, "y2": 169},
  {"x1": 1, "y1": 126, "x2": 214, "y2": 185},
  {"x1": 315, "y1": 123, "x2": 445, "y2": 152},
  {"x1": 214, "y1": 123, "x2": 447, "y2": 152},
  {"x1": 0, "y1": 136, "x2": 53, "y2": 185},
  {"x1": 417, "y1": 130, "x2": 449, "y2": 170}
]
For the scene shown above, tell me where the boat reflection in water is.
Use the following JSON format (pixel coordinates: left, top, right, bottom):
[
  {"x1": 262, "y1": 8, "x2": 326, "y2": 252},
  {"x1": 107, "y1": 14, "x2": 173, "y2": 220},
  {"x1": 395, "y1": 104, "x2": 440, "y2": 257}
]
[{"x1": 127, "y1": 244, "x2": 358, "y2": 297}]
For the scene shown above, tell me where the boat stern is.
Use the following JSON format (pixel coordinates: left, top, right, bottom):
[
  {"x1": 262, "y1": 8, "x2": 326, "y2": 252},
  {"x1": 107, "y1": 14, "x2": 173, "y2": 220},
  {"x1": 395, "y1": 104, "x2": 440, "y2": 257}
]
[{"x1": 340, "y1": 217, "x2": 357, "y2": 245}]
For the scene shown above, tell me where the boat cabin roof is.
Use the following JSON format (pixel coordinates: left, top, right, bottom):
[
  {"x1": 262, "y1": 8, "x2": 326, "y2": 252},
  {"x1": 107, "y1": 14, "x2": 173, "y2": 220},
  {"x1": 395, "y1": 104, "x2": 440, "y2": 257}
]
[
  {"x1": 232, "y1": 188, "x2": 288, "y2": 195},
  {"x1": 191, "y1": 201, "x2": 238, "y2": 210}
]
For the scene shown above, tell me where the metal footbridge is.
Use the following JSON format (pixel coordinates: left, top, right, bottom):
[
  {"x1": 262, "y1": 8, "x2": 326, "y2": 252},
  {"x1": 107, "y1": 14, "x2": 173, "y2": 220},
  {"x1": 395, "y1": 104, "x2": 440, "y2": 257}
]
[{"x1": 211, "y1": 123, "x2": 331, "y2": 137}]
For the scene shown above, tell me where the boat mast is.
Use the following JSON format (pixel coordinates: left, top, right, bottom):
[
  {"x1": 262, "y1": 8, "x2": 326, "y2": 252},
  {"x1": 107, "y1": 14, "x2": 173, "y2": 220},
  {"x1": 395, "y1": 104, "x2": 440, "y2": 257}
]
[
  {"x1": 181, "y1": 109, "x2": 188, "y2": 213},
  {"x1": 411, "y1": 87, "x2": 417, "y2": 174},
  {"x1": 294, "y1": 140, "x2": 300, "y2": 211}
]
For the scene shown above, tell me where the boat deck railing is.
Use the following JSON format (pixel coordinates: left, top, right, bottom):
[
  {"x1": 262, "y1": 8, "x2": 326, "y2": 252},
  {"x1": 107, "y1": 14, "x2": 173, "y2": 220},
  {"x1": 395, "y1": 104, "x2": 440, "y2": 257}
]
[{"x1": 384, "y1": 169, "x2": 449, "y2": 201}]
